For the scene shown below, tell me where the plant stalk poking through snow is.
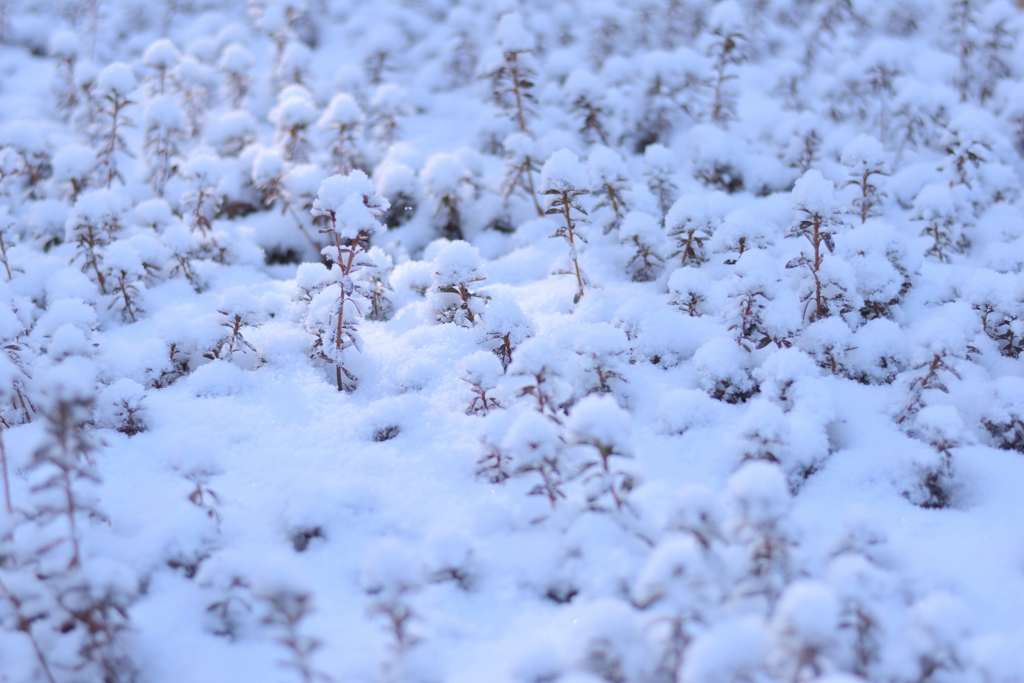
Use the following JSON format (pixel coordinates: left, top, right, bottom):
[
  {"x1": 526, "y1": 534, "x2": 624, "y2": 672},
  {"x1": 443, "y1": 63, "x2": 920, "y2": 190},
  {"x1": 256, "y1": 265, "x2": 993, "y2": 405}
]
[
  {"x1": 841, "y1": 135, "x2": 888, "y2": 224},
  {"x1": 541, "y1": 150, "x2": 590, "y2": 304},
  {"x1": 705, "y1": 1, "x2": 746, "y2": 125},
  {"x1": 430, "y1": 240, "x2": 488, "y2": 327},
  {"x1": 487, "y1": 13, "x2": 536, "y2": 136},
  {"x1": 0, "y1": 431, "x2": 10, "y2": 513},
  {"x1": 461, "y1": 352, "x2": 504, "y2": 417},
  {"x1": 93, "y1": 63, "x2": 136, "y2": 188},
  {"x1": 25, "y1": 395, "x2": 101, "y2": 572},
  {"x1": 259, "y1": 590, "x2": 333, "y2": 683},
  {"x1": 786, "y1": 170, "x2": 847, "y2": 322},
  {"x1": 569, "y1": 396, "x2": 636, "y2": 514},
  {"x1": 503, "y1": 411, "x2": 566, "y2": 510},
  {"x1": 487, "y1": 13, "x2": 543, "y2": 215},
  {"x1": 310, "y1": 171, "x2": 389, "y2": 391},
  {"x1": 0, "y1": 579, "x2": 58, "y2": 683}
]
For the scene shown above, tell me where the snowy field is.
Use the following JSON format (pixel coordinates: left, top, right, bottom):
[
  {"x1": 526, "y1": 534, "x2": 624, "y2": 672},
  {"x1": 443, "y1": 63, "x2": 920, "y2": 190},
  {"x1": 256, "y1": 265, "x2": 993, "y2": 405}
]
[{"x1": 1, "y1": 0, "x2": 1024, "y2": 681}]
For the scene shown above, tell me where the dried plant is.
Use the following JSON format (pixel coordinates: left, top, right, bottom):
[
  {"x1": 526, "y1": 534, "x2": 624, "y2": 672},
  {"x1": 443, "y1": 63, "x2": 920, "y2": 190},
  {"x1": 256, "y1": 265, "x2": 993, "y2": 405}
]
[
  {"x1": 914, "y1": 185, "x2": 965, "y2": 263},
  {"x1": 500, "y1": 133, "x2": 543, "y2": 217},
  {"x1": 542, "y1": 151, "x2": 590, "y2": 304},
  {"x1": 318, "y1": 93, "x2": 365, "y2": 175},
  {"x1": 205, "y1": 576, "x2": 253, "y2": 640},
  {"x1": 309, "y1": 172, "x2": 388, "y2": 391},
  {"x1": 588, "y1": 147, "x2": 630, "y2": 234},
  {"x1": 461, "y1": 355, "x2": 503, "y2": 417},
  {"x1": 0, "y1": 578, "x2": 58, "y2": 683},
  {"x1": 570, "y1": 409, "x2": 635, "y2": 513},
  {"x1": 1, "y1": 337, "x2": 36, "y2": 429},
  {"x1": 667, "y1": 204, "x2": 714, "y2": 267},
  {"x1": 180, "y1": 157, "x2": 225, "y2": 254},
  {"x1": 976, "y1": 301, "x2": 1024, "y2": 359},
  {"x1": 185, "y1": 469, "x2": 222, "y2": 524},
  {"x1": 729, "y1": 285, "x2": 776, "y2": 351},
  {"x1": 786, "y1": 174, "x2": 850, "y2": 322},
  {"x1": 705, "y1": 16, "x2": 745, "y2": 124},
  {"x1": 948, "y1": 0, "x2": 979, "y2": 102},
  {"x1": 143, "y1": 96, "x2": 187, "y2": 196},
  {"x1": 485, "y1": 14, "x2": 537, "y2": 136},
  {"x1": 644, "y1": 146, "x2": 679, "y2": 220},
  {"x1": 55, "y1": 578, "x2": 139, "y2": 683},
  {"x1": 151, "y1": 342, "x2": 192, "y2": 389},
  {"x1": 430, "y1": 241, "x2": 488, "y2": 327},
  {"x1": 106, "y1": 265, "x2": 145, "y2": 323},
  {"x1": 505, "y1": 411, "x2": 566, "y2": 509},
  {"x1": 252, "y1": 152, "x2": 321, "y2": 253},
  {"x1": 842, "y1": 137, "x2": 888, "y2": 224},
  {"x1": 566, "y1": 70, "x2": 611, "y2": 145},
  {"x1": 259, "y1": 590, "x2": 333, "y2": 683},
  {"x1": 895, "y1": 353, "x2": 964, "y2": 426},
  {"x1": 93, "y1": 67, "x2": 135, "y2": 188},
  {"x1": 476, "y1": 439, "x2": 512, "y2": 484},
  {"x1": 23, "y1": 396, "x2": 102, "y2": 572},
  {"x1": 904, "y1": 419, "x2": 958, "y2": 510},
  {"x1": 205, "y1": 308, "x2": 261, "y2": 367}
]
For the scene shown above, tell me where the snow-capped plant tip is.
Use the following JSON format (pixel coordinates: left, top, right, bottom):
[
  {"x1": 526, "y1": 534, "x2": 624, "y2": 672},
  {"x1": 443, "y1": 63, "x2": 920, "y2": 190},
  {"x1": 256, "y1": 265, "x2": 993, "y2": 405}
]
[{"x1": 0, "y1": 1, "x2": 1022, "y2": 682}]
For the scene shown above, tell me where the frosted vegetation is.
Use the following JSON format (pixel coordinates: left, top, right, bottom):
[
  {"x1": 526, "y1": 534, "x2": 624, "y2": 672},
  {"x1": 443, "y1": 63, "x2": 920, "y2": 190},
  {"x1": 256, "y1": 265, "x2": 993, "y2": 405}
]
[{"x1": 0, "y1": 0, "x2": 1023, "y2": 681}]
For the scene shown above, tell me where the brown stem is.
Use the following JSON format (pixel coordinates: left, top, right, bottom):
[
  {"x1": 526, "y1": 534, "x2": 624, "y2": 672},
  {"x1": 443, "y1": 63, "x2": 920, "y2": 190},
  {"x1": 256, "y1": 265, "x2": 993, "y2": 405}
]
[
  {"x1": 105, "y1": 99, "x2": 123, "y2": 187},
  {"x1": 116, "y1": 272, "x2": 137, "y2": 322},
  {"x1": 0, "y1": 580, "x2": 58, "y2": 683},
  {"x1": 811, "y1": 215, "x2": 823, "y2": 317},
  {"x1": 0, "y1": 430, "x2": 11, "y2": 514},
  {"x1": 509, "y1": 53, "x2": 529, "y2": 134},
  {"x1": 63, "y1": 468, "x2": 81, "y2": 570},
  {"x1": 560, "y1": 191, "x2": 585, "y2": 302},
  {"x1": 859, "y1": 171, "x2": 870, "y2": 224},
  {"x1": 330, "y1": 212, "x2": 361, "y2": 392},
  {"x1": 0, "y1": 232, "x2": 12, "y2": 281},
  {"x1": 524, "y1": 159, "x2": 543, "y2": 217}
]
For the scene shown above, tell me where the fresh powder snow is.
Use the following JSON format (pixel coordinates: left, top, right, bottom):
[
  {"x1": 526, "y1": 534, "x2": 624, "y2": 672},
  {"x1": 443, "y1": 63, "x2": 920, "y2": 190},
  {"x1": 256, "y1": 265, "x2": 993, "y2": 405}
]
[{"x1": 0, "y1": 1, "x2": 1023, "y2": 682}]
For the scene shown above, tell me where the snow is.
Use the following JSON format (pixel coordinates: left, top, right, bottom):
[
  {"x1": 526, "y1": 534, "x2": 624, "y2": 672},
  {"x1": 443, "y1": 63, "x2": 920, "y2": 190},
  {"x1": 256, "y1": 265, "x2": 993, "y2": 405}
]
[
  {"x1": 841, "y1": 134, "x2": 887, "y2": 171},
  {"x1": 47, "y1": 29, "x2": 79, "y2": 59},
  {"x1": 567, "y1": 394, "x2": 631, "y2": 451},
  {"x1": 792, "y1": 169, "x2": 837, "y2": 214},
  {"x1": 683, "y1": 617, "x2": 768, "y2": 683},
  {"x1": 52, "y1": 143, "x2": 95, "y2": 181},
  {"x1": 422, "y1": 152, "x2": 467, "y2": 194},
  {"x1": 251, "y1": 148, "x2": 285, "y2": 187},
  {"x1": 142, "y1": 39, "x2": 180, "y2": 70},
  {"x1": 540, "y1": 149, "x2": 588, "y2": 193},
  {"x1": 771, "y1": 580, "x2": 841, "y2": 646},
  {"x1": 707, "y1": 0, "x2": 744, "y2": 33},
  {"x1": 587, "y1": 145, "x2": 627, "y2": 184},
  {"x1": 496, "y1": 12, "x2": 533, "y2": 53},
  {"x1": 312, "y1": 171, "x2": 388, "y2": 242},
  {"x1": 103, "y1": 239, "x2": 144, "y2": 273},
  {"x1": 96, "y1": 61, "x2": 137, "y2": 96},
  {"x1": 319, "y1": 92, "x2": 363, "y2": 127},
  {"x1": 132, "y1": 199, "x2": 174, "y2": 230},
  {"x1": 502, "y1": 410, "x2": 560, "y2": 465},
  {"x1": 726, "y1": 461, "x2": 791, "y2": 524},
  {"x1": 0, "y1": 2, "x2": 1022, "y2": 681},
  {"x1": 144, "y1": 94, "x2": 186, "y2": 129},
  {"x1": 619, "y1": 211, "x2": 661, "y2": 242},
  {"x1": 431, "y1": 239, "x2": 482, "y2": 284},
  {"x1": 218, "y1": 43, "x2": 254, "y2": 74},
  {"x1": 269, "y1": 92, "x2": 318, "y2": 128}
]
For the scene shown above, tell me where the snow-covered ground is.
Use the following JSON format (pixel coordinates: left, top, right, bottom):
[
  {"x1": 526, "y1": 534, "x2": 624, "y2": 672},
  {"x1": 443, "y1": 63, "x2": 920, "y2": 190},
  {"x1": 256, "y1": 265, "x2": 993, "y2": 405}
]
[{"x1": 1, "y1": 0, "x2": 1024, "y2": 681}]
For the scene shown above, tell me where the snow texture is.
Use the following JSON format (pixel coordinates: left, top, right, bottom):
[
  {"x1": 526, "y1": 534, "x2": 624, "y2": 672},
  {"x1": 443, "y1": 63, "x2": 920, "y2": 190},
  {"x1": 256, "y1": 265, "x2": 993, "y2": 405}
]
[{"x1": 0, "y1": 1, "x2": 1022, "y2": 682}]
